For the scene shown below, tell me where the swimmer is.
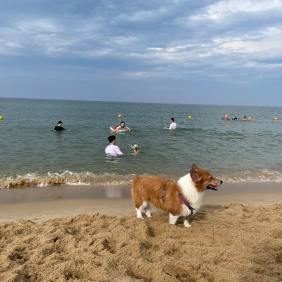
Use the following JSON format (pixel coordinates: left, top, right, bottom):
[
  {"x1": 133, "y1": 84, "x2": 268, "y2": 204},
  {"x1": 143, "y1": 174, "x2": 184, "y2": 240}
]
[
  {"x1": 163, "y1": 118, "x2": 177, "y2": 130},
  {"x1": 240, "y1": 116, "x2": 248, "y2": 121},
  {"x1": 53, "y1": 121, "x2": 65, "y2": 131},
  {"x1": 222, "y1": 114, "x2": 230, "y2": 120},
  {"x1": 116, "y1": 121, "x2": 130, "y2": 133},
  {"x1": 105, "y1": 135, "x2": 135, "y2": 156},
  {"x1": 105, "y1": 135, "x2": 123, "y2": 156}
]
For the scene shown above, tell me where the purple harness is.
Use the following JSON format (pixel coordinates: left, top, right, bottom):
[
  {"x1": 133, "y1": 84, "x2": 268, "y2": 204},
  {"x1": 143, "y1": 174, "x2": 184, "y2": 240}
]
[{"x1": 162, "y1": 182, "x2": 195, "y2": 216}]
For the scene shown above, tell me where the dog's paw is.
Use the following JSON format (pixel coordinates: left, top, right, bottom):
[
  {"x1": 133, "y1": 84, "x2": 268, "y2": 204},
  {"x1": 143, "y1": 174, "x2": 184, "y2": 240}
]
[{"x1": 184, "y1": 221, "x2": 191, "y2": 228}]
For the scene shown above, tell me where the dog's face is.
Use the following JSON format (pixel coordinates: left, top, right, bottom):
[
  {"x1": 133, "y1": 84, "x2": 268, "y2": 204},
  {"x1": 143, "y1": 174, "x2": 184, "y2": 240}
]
[
  {"x1": 190, "y1": 164, "x2": 223, "y2": 193},
  {"x1": 133, "y1": 144, "x2": 140, "y2": 152}
]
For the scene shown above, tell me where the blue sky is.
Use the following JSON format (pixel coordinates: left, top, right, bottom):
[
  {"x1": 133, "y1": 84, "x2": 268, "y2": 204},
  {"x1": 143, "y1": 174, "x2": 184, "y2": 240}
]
[{"x1": 1, "y1": 0, "x2": 282, "y2": 106}]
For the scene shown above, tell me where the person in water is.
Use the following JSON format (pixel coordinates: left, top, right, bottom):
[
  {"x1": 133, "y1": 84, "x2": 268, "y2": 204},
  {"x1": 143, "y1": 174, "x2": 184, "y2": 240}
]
[
  {"x1": 240, "y1": 116, "x2": 248, "y2": 121},
  {"x1": 105, "y1": 135, "x2": 123, "y2": 156},
  {"x1": 53, "y1": 121, "x2": 65, "y2": 131},
  {"x1": 105, "y1": 135, "x2": 136, "y2": 156},
  {"x1": 116, "y1": 121, "x2": 130, "y2": 133},
  {"x1": 163, "y1": 118, "x2": 177, "y2": 130}
]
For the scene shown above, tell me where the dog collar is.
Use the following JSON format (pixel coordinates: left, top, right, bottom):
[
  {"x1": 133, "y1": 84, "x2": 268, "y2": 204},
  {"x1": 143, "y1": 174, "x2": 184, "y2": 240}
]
[
  {"x1": 178, "y1": 192, "x2": 195, "y2": 216},
  {"x1": 162, "y1": 183, "x2": 168, "y2": 202},
  {"x1": 162, "y1": 182, "x2": 195, "y2": 216}
]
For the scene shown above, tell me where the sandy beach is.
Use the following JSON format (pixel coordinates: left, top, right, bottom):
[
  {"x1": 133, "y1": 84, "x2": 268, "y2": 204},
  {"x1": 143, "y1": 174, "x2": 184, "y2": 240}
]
[{"x1": 1, "y1": 183, "x2": 282, "y2": 281}]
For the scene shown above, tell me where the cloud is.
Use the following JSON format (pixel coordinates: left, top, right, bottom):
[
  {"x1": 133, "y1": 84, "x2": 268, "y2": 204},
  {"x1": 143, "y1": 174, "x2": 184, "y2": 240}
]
[
  {"x1": 1, "y1": 0, "x2": 282, "y2": 101},
  {"x1": 195, "y1": 0, "x2": 282, "y2": 20}
]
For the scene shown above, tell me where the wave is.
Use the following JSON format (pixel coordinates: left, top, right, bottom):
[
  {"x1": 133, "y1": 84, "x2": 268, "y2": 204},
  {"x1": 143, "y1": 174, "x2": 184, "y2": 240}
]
[
  {"x1": 0, "y1": 171, "x2": 138, "y2": 189},
  {"x1": 1, "y1": 170, "x2": 282, "y2": 189},
  {"x1": 221, "y1": 170, "x2": 282, "y2": 183}
]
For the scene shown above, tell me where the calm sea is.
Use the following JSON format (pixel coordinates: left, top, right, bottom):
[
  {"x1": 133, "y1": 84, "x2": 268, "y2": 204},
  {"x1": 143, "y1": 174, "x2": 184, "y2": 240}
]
[{"x1": 0, "y1": 97, "x2": 282, "y2": 188}]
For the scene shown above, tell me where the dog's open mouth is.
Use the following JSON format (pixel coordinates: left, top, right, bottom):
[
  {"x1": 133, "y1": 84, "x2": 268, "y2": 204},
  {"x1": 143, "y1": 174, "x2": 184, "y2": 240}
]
[{"x1": 207, "y1": 184, "x2": 218, "y2": 191}]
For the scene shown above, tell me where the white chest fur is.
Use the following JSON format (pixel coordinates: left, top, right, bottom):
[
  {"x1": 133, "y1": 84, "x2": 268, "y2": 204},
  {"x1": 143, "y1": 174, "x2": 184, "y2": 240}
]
[{"x1": 177, "y1": 173, "x2": 205, "y2": 213}]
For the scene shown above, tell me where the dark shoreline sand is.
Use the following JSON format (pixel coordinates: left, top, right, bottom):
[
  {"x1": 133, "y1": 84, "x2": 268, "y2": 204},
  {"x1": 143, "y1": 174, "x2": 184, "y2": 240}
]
[
  {"x1": 0, "y1": 182, "x2": 282, "y2": 223},
  {"x1": 1, "y1": 183, "x2": 282, "y2": 281}
]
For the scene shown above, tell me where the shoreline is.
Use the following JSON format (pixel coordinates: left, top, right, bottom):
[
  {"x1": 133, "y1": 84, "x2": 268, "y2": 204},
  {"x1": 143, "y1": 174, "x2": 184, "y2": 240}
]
[
  {"x1": 0, "y1": 182, "x2": 282, "y2": 223},
  {"x1": 1, "y1": 183, "x2": 282, "y2": 281}
]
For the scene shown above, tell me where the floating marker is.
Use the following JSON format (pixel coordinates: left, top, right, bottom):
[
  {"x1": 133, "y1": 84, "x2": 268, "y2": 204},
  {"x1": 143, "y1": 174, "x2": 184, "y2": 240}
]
[
  {"x1": 118, "y1": 114, "x2": 122, "y2": 117},
  {"x1": 248, "y1": 117, "x2": 251, "y2": 120},
  {"x1": 188, "y1": 116, "x2": 192, "y2": 119},
  {"x1": 0, "y1": 116, "x2": 3, "y2": 120},
  {"x1": 275, "y1": 117, "x2": 278, "y2": 120}
]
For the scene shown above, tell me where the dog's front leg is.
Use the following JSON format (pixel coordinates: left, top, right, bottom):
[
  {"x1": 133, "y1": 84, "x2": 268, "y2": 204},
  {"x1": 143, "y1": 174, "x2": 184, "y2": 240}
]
[
  {"x1": 169, "y1": 213, "x2": 180, "y2": 225},
  {"x1": 136, "y1": 207, "x2": 144, "y2": 219}
]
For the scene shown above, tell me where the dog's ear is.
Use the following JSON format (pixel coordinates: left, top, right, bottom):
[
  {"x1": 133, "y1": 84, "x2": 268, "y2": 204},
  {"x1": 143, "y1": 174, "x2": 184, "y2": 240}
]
[{"x1": 190, "y1": 164, "x2": 202, "y2": 182}]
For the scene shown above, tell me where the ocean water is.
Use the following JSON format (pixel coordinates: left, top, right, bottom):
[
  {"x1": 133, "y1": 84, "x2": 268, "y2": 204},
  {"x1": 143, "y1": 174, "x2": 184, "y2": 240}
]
[{"x1": 0, "y1": 97, "x2": 282, "y2": 188}]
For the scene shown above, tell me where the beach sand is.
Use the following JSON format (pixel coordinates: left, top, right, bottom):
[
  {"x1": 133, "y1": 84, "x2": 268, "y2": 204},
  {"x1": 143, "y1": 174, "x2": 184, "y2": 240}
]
[{"x1": 0, "y1": 183, "x2": 282, "y2": 281}]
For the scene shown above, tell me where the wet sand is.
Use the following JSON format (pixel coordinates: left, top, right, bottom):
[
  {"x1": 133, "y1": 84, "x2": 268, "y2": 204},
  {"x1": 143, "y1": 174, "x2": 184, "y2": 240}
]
[
  {"x1": 0, "y1": 182, "x2": 282, "y2": 223},
  {"x1": 1, "y1": 183, "x2": 282, "y2": 281}
]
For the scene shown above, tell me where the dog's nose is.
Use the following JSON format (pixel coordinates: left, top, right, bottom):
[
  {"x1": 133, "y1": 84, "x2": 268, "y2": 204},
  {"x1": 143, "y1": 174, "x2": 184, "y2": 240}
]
[{"x1": 220, "y1": 180, "x2": 223, "y2": 185}]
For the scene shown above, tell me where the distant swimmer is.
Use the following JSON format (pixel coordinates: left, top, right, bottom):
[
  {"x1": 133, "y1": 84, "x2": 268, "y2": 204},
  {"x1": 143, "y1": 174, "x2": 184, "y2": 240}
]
[
  {"x1": 53, "y1": 121, "x2": 65, "y2": 131},
  {"x1": 163, "y1": 118, "x2": 177, "y2": 130},
  {"x1": 105, "y1": 135, "x2": 124, "y2": 156},
  {"x1": 116, "y1": 121, "x2": 130, "y2": 133},
  {"x1": 222, "y1": 114, "x2": 230, "y2": 120},
  {"x1": 240, "y1": 116, "x2": 248, "y2": 121}
]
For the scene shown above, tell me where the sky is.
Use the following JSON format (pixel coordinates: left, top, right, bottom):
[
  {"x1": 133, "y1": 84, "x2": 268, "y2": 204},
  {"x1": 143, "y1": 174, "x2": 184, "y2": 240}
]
[{"x1": 1, "y1": 0, "x2": 282, "y2": 106}]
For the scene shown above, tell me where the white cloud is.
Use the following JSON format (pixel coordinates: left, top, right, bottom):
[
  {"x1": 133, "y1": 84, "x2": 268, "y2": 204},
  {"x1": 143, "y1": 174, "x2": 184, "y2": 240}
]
[
  {"x1": 205, "y1": 0, "x2": 282, "y2": 19},
  {"x1": 148, "y1": 47, "x2": 163, "y2": 51},
  {"x1": 110, "y1": 36, "x2": 140, "y2": 46},
  {"x1": 118, "y1": 6, "x2": 169, "y2": 22},
  {"x1": 244, "y1": 61, "x2": 282, "y2": 68},
  {"x1": 17, "y1": 19, "x2": 62, "y2": 33},
  {"x1": 213, "y1": 26, "x2": 282, "y2": 58}
]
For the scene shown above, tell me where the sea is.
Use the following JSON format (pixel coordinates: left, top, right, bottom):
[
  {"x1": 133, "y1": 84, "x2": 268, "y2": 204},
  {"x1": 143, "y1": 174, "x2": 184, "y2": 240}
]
[{"x1": 0, "y1": 97, "x2": 282, "y2": 189}]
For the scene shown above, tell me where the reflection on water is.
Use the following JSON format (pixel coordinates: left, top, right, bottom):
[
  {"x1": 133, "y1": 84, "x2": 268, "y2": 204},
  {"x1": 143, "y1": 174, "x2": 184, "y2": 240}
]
[
  {"x1": 1, "y1": 183, "x2": 282, "y2": 206},
  {"x1": 105, "y1": 186, "x2": 122, "y2": 198},
  {"x1": 0, "y1": 185, "x2": 133, "y2": 205},
  {"x1": 105, "y1": 155, "x2": 121, "y2": 164}
]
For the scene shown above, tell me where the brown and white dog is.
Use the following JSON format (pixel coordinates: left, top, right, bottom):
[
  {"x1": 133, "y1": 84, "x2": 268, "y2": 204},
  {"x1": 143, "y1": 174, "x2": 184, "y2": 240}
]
[{"x1": 131, "y1": 164, "x2": 223, "y2": 227}]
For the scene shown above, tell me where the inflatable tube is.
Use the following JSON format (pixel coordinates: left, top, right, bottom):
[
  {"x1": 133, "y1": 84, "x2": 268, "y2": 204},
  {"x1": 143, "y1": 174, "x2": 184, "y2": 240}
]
[
  {"x1": 110, "y1": 125, "x2": 130, "y2": 132},
  {"x1": 221, "y1": 114, "x2": 230, "y2": 120},
  {"x1": 110, "y1": 125, "x2": 118, "y2": 131}
]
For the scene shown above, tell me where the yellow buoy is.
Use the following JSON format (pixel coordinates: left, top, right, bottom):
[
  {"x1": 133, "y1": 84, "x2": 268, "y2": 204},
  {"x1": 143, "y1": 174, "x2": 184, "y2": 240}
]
[
  {"x1": 275, "y1": 117, "x2": 278, "y2": 120},
  {"x1": 248, "y1": 117, "x2": 251, "y2": 120},
  {"x1": 0, "y1": 116, "x2": 3, "y2": 120},
  {"x1": 118, "y1": 114, "x2": 122, "y2": 117},
  {"x1": 188, "y1": 116, "x2": 192, "y2": 119}
]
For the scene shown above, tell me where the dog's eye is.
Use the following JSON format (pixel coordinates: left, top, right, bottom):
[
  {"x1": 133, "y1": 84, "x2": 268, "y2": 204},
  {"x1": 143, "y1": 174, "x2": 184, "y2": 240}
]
[{"x1": 210, "y1": 176, "x2": 213, "y2": 180}]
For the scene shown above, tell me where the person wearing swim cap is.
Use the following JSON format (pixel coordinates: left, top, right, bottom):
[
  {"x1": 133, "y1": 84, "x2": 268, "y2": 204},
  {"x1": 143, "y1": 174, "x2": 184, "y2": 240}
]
[
  {"x1": 163, "y1": 118, "x2": 177, "y2": 130},
  {"x1": 53, "y1": 121, "x2": 66, "y2": 131}
]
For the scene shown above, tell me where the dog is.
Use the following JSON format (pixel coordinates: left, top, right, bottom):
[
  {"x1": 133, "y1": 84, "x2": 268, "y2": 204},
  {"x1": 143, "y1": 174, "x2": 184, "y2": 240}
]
[
  {"x1": 131, "y1": 164, "x2": 222, "y2": 227},
  {"x1": 129, "y1": 144, "x2": 140, "y2": 155}
]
